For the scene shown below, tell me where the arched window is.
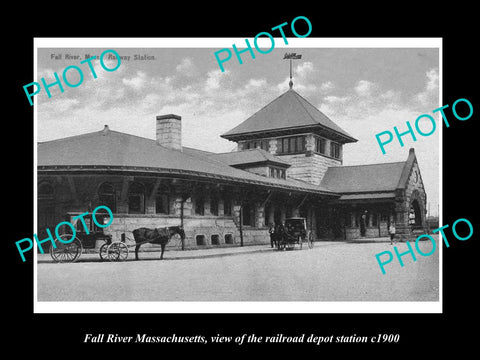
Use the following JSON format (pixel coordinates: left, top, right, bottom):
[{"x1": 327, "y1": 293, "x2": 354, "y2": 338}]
[
  {"x1": 155, "y1": 182, "x2": 170, "y2": 215},
  {"x1": 128, "y1": 182, "x2": 145, "y2": 214},
  {"x1": 98, "y1": 182, "x2": 116, "y2": 213},
  {"x1": 210, "y1": 196, "x2": 219, "y2": 216},
  {"x1": 194, "y1": 196, "x2": 205, "y2": 216},
  {"x1": 223, "y1": 198, "x2": 232, "y2": 216},
  {"x1": 242, "y1": 202, "x2": 254, "y2": 226}
]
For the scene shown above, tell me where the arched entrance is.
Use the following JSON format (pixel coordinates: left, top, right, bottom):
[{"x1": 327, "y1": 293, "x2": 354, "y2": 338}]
[{"x1": 408, "y1": 190, "x2": 424, "y2": 229}]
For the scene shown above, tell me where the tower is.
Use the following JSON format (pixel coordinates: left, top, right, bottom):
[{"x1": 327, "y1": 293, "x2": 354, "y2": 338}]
[
  {"x1": 221, "y1": 88, "x2": 357, "y2": 185},
  {"x1": 221, "y1": 54, "x2": 357, "y2": 185}
]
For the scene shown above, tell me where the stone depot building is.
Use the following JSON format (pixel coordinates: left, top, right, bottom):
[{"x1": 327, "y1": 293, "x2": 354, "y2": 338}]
[{"x1": 37, "y1": 87, "x2": 428, "y2": 250}]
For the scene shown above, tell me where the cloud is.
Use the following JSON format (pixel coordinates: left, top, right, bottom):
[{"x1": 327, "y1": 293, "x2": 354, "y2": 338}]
[
  {"x1": 414, "y1": 68, "x2": 439, "y2": 107},
  {"x1": 175, "y1": 57, "x2": 198, "y2": 77},
  {"x1": 323, "y1": 95, "x2": 349, "y2": 103},
  {"x1": 319, "y1": 81, "x2": 335, "y2": 93},
  {"x1": 36, "y1": 67, "x2": 56, "y2": 82},
  {"x1": 274, "y1": 61, "x2": 319, "y2": 94},
  {"x1": 204, "y1": 68, "x2": 229, "y2": 91},
  {"x1": 122, "y1": 70, "x2": 147, "y2": 90},
  {"x1": 39, "y1": 97, "x2": 80, "y2": 113},
  {"x1": 295, "y1": 61, "x2": 315, "y2": 77},
  {"x1": 246, "y1": 78, "x2": 267, "y2": 88},
  {"x1": 354, "y1": 80, "x2": 375, "y2": 97}
]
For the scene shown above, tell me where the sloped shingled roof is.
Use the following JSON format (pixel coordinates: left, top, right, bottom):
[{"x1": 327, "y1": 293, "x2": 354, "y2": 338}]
[
  {"x1": 320, "y1": 149, "x2": 416, "y2": 194},
  {"x1": 321, "y1": 162, "x2": 406, "y2": 193},
  {"x1": 37, "y1": 126, "x2": 333, "y2": 195},
  {"x1": 207, "y1": 148, "x2": 291, "y2": 167},
  {"x1": 221, "y1": 89, "x2": 357, "y2": 143}
]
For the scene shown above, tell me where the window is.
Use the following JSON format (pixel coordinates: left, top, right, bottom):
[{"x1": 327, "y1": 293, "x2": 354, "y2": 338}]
[
  {"x1": 315, "y1": 137, "x2": 326, "y2": 154},
  {"x1": 196, "y1": 235, "x2": 206, "y2": 246},
  {"x1": 277, "y1": 136, "x2": 306, "y2": 154},
  {"x1": 242, "y1": 203, "x2": 254, "y2": 226},
  {"x1": 210, "y1": 197, "x2": 218, "y2": 216},
  {"x1": 282, "y1": 138, "x2": 289, "y2": 153},
  {"x1": 211, "y1": 234, "x2": 220, "y2": 245},
  {"x1": 155, "y1": 194, "x2": 169, "y2": 214},
  {"x1": 98, "y1": 182, "x2": 116, "y2": 213},
  {"x1": 269, "y1": 167, "x2": 286, "y2": 179},
  {"x1": 224, "y1": 234, "x2": 234, "y2": 244},
  {"x1": 127, "y1": 182, "x2": 144, "y2": 214},
  {"x1": 223, "y1": 198, "x2": 232, "y2": 216},
  {"x1": 261, "y1": 140, "x2": 269, "y2": 151},
  {"x1": 330, "y1": 142, "x2": 341, "y2": 159},
  {"x1": 296, "y1": 136, "x2": 305, "y2": 152},
  {"x1": 289, "y1": 137, "x2": 296, "y2": 153},
  {"x1": 244, "y1": 139, "x2": 269, "y2": 151},
  {"x1": 195, "y1": 197, "x2": 204, "y2": 215}
]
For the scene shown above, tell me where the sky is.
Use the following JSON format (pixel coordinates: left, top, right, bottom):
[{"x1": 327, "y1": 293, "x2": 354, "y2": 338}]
[{"x1": 36, "y1": 39, "x2": 440, "y2": 216}]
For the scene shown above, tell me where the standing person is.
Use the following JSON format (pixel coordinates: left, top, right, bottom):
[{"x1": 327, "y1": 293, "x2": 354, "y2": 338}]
[
  {"x1": 360, "y1": 210, "x2": 367, "y2": 237},
  {"x1": 389, "y1": 222, "x2": 396, "y2": 245},
  {"x1": 269, "y1": 222, "x2": 276, "y2": 248}
]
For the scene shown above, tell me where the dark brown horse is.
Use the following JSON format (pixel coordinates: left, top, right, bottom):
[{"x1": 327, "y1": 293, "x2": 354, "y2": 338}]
[{"x1": 133, "y1": 226, "x2": 185, "y2": 260}]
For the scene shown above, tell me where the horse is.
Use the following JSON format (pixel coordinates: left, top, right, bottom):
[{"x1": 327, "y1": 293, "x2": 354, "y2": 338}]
[
  {"x1": 132, "y1": 226, "x2": 185, "y2": 260},
  {"x1": 269, "y1": 223, "x2": 285, "y2": 249}
]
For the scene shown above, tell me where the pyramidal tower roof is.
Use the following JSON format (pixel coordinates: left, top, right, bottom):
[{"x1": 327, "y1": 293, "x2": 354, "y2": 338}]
[{"x1": 221, "y1": 88, "x2": 357, "y2": 144}]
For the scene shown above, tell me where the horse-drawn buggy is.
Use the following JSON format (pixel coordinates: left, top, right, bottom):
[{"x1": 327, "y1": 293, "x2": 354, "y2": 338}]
[
  {"x1": 50, "y1": 211, "x2": 185, "y2": 263},
  {"x1": 270, "y1": 217, "x2": 314, "y2": 250},
  {"x1": 49, "y1": 211, "x2": 123, "y2": 263}
]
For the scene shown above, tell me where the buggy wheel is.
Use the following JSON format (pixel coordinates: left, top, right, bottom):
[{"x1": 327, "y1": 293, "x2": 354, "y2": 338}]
[
  {"x1": 107, "y1": 242, "x2": 129, "y2": 262},
  {"x1": 50, "y1": 236, "x2": 82, "y2": 263},
  {"x1": 99, "y1": 243, "x2": 109, "y2": 261},
  {"x1": 307, "y1": 231, "x2": 314, "y2": 249},
  {"x1": 170, "y1": 233, "x2": 183, "y2": 250}
]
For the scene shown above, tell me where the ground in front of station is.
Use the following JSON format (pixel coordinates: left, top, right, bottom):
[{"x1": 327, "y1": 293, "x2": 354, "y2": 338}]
[{"x1": 36, "y1": 237, "x2": 439, "y2": 304}]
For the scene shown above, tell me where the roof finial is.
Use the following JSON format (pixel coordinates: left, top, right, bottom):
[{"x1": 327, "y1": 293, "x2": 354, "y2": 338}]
[{"x1": 283, "y1": 52, "x2": 302, "y2": 90}]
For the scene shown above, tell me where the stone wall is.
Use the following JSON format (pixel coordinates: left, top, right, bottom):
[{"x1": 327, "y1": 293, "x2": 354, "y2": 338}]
[
  {"x1": 281, "y1": 152, "x2": 341, "y2": 185},
  {"x1": 394, "y1": 159, "x2": 428, "y2": 241},
  {"x1": 101, "y1": 213, "x2": 270, "y2": 251}
]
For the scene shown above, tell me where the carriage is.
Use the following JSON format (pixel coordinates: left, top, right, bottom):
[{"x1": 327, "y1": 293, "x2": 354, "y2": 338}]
[
  {"x1": 49, "y1": 211, "x2": 128, "y2": 263},
  {"x1": 274, "y1": 217, "x2": 314, "y2": 250},
  {"x1": 49, "y1": 212, "x2": 185, "y2": 263}
]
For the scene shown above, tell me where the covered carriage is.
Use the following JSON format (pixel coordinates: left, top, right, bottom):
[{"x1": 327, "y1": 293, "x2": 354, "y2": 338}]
[{"x1": 274, "y1": 217, "x2": 314, "y2": 250}]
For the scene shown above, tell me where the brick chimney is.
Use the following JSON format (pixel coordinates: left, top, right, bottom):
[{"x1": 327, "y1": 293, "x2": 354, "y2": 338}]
[{"x1": 156, "y1": 114, "x2": 182, "y2": 151}]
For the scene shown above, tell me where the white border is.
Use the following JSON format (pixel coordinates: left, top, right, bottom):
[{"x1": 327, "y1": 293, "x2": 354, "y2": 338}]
[{"x1": 33, "y1": 37, "x2": 442, "y2": 314}]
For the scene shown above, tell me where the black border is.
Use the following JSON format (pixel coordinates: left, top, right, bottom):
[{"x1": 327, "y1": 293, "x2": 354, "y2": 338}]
[{"x1": 7, "y1": 7, "x2": 478, "y2": 355}]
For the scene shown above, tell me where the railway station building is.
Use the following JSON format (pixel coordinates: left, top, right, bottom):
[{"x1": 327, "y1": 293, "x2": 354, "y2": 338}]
[{"x1": 37, "y1": 87, "x2": 428, "y2": 250}]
